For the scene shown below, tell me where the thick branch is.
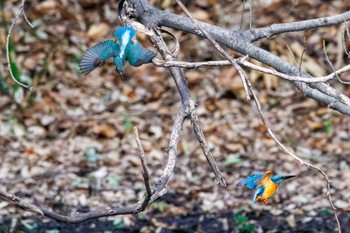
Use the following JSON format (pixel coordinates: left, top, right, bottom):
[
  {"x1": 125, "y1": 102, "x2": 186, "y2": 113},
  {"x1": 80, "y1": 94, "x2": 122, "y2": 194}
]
[{"x1": 245, "y1": 11, "x2": 350, "y2": 42}]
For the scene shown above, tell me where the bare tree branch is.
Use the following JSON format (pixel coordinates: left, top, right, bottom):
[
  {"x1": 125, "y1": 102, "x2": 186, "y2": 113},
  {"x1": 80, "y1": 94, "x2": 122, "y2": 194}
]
[
  {"x1": 323, "y1": 40, "x2": 350, "y2": 85},
  {"x1": 154, "y1": 104, "x2": 186, "y2": 191},
  {"x1": 246, "y1": 11, "x2": 350, "y2": 42},
  {"x1": 0, "y1": 188, "x2": 44, "y2": 217},
  {"x1": 134, "y1": 127, "x2": 152, "y2": 212},
  {"x1": 153, "y1": 59, "x2": 350, "y2": 84},
  {"x1": 128, "y1": 0, "x2": 350, "y2": 116}
]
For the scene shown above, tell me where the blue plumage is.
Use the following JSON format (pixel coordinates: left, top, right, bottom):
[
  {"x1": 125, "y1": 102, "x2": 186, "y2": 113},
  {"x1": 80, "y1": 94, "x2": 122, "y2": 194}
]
[
  {"x1": 126, "y1": 41, "x2": 157, "y2": 67},
  {"x1": 252, "y1": 186, "x2": 264, "y2": 205},
  {"x1": 79, "y1": 40, "x2": 120, "y2": 74},
  {"x1": 236, "y1": 173, "x2": 263, "y2": 190},
  {"x1": 80, "y1": 26, "x2": 156, "y2": 81}
]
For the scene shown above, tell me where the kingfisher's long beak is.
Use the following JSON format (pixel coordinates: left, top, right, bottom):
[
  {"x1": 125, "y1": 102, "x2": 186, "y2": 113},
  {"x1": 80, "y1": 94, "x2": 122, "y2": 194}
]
[
  {"x1": 282, "y1": 175, "x2": 296, "y2": 180},
  {"x1": 118, "y1": 71, "x2": 125, "y2": 82},
  {"x1": 114, "y1": 66, "x2": 125, "y2": 82}
]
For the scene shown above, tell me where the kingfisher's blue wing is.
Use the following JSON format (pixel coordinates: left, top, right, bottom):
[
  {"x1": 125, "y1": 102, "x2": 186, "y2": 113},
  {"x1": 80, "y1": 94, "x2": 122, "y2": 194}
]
[
  {"x1": 252, "y1": 186, "x2": 264, "y2": 206},
  {"x1": 236, "y1": 173, "x2": 263, "y2": 190},
  {"x1": 126, "y1": 42, "x2": 157, "y2": 67},
  {"x1": 79, "y1": 40, "x2": 120, "y2": 74}
]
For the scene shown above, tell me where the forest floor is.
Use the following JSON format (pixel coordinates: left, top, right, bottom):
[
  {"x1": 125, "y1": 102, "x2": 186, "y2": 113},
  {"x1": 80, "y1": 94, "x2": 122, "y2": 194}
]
[{"x1": 1, "y1": 0, "x2": 350, "y2": 232}]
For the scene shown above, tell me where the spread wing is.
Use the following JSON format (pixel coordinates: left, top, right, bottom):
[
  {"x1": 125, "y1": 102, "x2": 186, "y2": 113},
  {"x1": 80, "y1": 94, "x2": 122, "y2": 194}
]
[
  {"x1": 126, "y1": 42, "x2": 157, "y2": 67},
  {"x1": 79, "y1": 40, "x2": 120, "y2": 74},
  {"x1": 237, "y1": 171, "x2": 272, "y2": 190},
  {"x1": 236, "y1": 173, "x2": 263, "y2": 190}
]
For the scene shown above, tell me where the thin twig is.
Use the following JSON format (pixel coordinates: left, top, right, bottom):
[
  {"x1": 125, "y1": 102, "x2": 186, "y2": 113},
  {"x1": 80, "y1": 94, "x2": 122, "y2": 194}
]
[
  {"x1": 0, "y1": 188, "x2": 44, "y2": 217},
  {"x1": 323, "y1": 40, "x2": 350, "y2": 84},
  {"x1": 134, "y1": 127, "x2": 152, "y2": 212},
  {"x1": 174, "y1": 0, "x2": 251, "y2": 100},
  {"x1": 249, "y1": 0, "x2": 252, "y2": 30},
  {"x1": 153, "y1": 58, "x2": 350, "y2": 83},
  {"x1": 299, "y1": 37, "x2": 306, "y2": 76},
  {"x1": 155, "y1": 105, "x2": 187, "y2": 190},
  {"x1": 287, "y1": 44, "x2": 299, "y2": 68},
  {"x1": 239, "y1": 0, "x2": 246, "y2": 31},
  {"x1": 6, "y1": 0, "x2": 33, "y2": 90},
  {"x1": 22, "y1": 2, "x2": 33, "y2": 28},
  {"x1": 191, "y1": 118, "x2": 226, "y2": 186},
  {"x1": 288, "y1": 0, "x2": 298, "y2": 15}
]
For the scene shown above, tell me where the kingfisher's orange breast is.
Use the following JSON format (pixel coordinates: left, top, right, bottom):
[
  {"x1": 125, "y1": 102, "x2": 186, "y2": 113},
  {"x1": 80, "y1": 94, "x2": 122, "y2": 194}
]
[{"x1": 257, "y1": 176, "x2": 278, "y2": 201}]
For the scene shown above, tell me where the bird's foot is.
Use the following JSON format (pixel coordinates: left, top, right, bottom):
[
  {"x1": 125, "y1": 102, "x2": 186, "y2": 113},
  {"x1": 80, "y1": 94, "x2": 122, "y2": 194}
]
[{"x1": 263, "y1": 199, "x2": 268, "y2": 205}]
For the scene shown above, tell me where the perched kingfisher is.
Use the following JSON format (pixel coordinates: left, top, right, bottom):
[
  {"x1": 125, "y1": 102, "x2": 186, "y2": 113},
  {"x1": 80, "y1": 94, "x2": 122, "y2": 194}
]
[
  {"x1": 237, "y1": 171, "x2": 295, "y2": 205},
  {"x1": 79, "y1": 26, "x2": 157, "y2": 81}
]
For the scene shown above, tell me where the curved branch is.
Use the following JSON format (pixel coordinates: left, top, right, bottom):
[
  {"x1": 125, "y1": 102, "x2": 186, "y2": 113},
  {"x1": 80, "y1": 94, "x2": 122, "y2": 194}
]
[{"x1": 6, "y1": 0, "x2": 33, "y2": 90}]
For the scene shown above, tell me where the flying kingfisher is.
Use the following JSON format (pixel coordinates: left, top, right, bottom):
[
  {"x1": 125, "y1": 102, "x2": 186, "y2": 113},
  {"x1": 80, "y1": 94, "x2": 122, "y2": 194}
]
[
  {"x1": 237, "y1": 170, "x2": 295, "y2": 205},
  {"x1": 79, "y1": 26, "x2": 157, "y2": 81}
]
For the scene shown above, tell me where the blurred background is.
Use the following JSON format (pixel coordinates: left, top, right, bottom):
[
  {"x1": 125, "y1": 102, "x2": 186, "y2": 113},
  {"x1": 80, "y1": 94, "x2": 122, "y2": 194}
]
[{"x1": 1, "y1": 0, "x2": 350, "y2": 232}]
